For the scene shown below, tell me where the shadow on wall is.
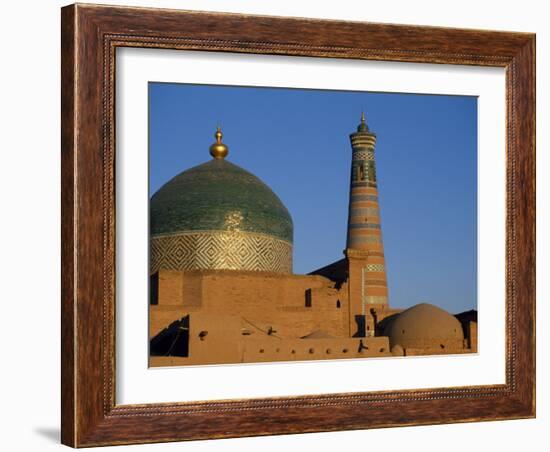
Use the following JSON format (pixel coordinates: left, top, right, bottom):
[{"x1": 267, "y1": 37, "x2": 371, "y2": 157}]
[
  {"x1": 352, "y1": 314, "x2": 366, "y2": 337},
  {"x1": 375, "y1": 313, "x2": 400, "y2": 336},
  {"x1": 150, "y1": 315, "x2": 190, "y2": 357},
  {"x1": 150, "y1": 272, "x2": 159, "y2": 305}
]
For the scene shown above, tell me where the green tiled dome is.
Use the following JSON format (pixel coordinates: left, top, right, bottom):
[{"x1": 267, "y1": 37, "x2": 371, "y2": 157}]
[{"x1": 150, "y1": 159, "x2": 293, "y2": 244}]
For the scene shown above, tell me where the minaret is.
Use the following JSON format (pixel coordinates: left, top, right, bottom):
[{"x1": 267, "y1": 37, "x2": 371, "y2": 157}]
[{"x1": 346, "y1": 112, "x2": 389, "y2": 337}]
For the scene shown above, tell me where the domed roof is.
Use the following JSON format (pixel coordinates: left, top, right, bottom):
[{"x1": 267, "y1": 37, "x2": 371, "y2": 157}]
[
  {"x1": 383, "y1": 303, "x2": 463, "y2": 348},
  {"x1": 150, "y1": 158, "x2": 293, "y2": 243},
  {"x1": 149, "y1": 128, "x2": 293, "y2": 275}
]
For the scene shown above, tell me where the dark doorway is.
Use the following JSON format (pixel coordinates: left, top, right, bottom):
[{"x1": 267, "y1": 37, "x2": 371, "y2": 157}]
[
  {"x1": 150, "y1": 272, "x2": 159, "y2": 305},
  {"x1": 150, "y1": 315, "x2": 190, "y2": 357},
  {"x1": 305, "y1": 289, "x2": 312, "y2": 307},
  {"x1": 352, "y1": 314, "x2": 366, "y2": 337}
]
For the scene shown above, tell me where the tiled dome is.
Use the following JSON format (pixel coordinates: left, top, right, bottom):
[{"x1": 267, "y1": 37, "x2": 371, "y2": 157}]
[
  {"x1": 150, "y1": 131, "x2": 293, "y2": 275},
  {"x1": 150, "y1": 159, "x2": 293, "y2": 243}
]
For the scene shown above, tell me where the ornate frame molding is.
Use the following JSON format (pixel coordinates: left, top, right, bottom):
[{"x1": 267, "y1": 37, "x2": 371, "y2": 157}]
[{"x1": 61, "y1": 4, "x2": 535, "y2": 447}]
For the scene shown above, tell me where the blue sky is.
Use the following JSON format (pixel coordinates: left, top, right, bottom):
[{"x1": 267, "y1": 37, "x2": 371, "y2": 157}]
[{"x1": 149, "y1": 82, "x2": 477, "y2": 314}]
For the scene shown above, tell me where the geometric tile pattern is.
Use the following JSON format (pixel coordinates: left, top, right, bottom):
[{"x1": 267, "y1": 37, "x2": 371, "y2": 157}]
[
  {"x1": 352, "y1": 150, "x2": 374, "y2": 161},
  {"x1": 150, "y1": 230, "x2": 292, "y2": 274},
  {"x1": 365, "y1": 263, "x2": 385, "y2": 272}
]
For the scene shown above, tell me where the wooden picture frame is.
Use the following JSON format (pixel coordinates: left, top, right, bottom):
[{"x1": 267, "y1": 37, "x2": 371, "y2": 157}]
[{"x1": 61, "y1": 3, "x2": 535, "y2": 447}]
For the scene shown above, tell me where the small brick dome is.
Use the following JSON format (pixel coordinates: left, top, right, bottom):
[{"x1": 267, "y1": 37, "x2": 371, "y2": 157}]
[{"x1": 383, "y1": 303, "x2": 464, "y2": 349}]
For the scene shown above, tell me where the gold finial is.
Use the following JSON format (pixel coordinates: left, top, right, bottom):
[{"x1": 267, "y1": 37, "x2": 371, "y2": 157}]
[
  {"x1": 209, "y1": 126, "x2": 229, "y2": 159},
  {"x1": 361, "y1": 111, "x2": 366, "y2": 123}
]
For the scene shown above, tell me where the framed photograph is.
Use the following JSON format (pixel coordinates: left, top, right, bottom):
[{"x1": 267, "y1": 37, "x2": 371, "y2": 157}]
[{"x1": 61, "y1": 3, "x2": 535, "y2": 447}]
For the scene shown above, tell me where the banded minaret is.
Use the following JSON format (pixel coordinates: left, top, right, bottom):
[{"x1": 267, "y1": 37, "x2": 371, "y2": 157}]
[{"x1": 346, "y1": 113, "x2": 389, "y2": 337}]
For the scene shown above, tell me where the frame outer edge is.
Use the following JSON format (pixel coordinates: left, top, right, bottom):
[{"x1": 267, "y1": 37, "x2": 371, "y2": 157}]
[
  {"x1": 530, "y1": 35, "x2": 536, "y2": 417},
  {"x1": 61, "y1": 3, "x2": 77, "y2": 448},
  {"x1": 514, "y1": 35, "x2": 536, "y2": 415}
]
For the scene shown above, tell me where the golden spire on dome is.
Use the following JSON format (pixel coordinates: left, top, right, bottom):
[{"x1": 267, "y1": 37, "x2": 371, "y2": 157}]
[{"x1": 209, "y1": 126, "x2": 229, "y2": 159}]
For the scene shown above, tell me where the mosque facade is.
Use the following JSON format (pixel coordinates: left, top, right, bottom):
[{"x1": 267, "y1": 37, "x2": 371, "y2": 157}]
[{"x1": 149, "y1": 116, "x2": 477, "y2": 366}]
